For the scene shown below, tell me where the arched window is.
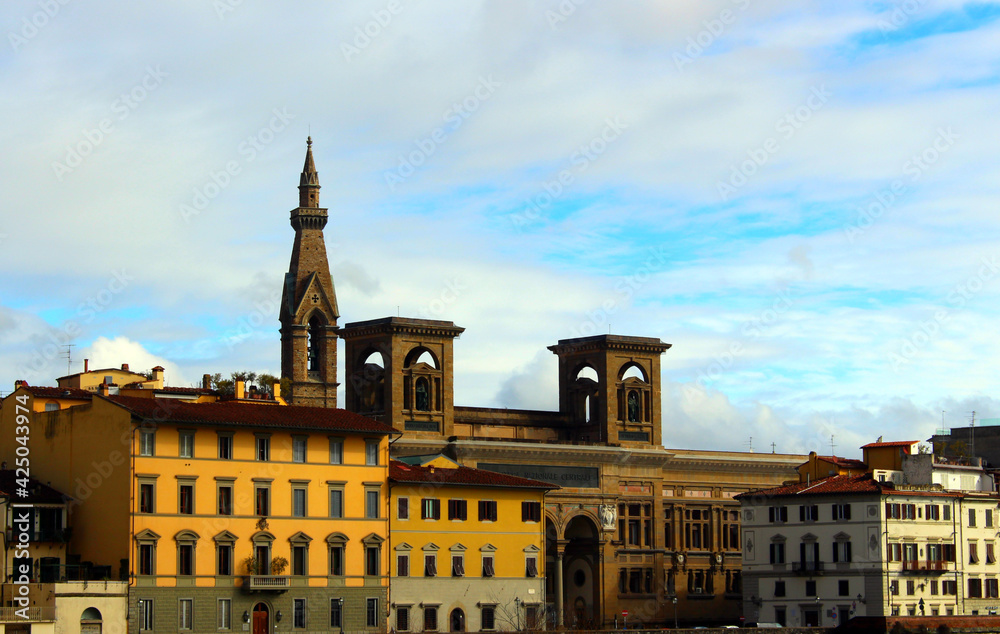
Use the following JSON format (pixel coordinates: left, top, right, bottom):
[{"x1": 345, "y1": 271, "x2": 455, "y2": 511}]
[
  {"x1": 415, "y1": 378, "x2": 430, "y2": 411},
  {"x1": 81, "y1": 607, "x2": 103, "y2": 634},
  {"x1": 307, "y1": 316, "x2": 323, "y2": 372}
]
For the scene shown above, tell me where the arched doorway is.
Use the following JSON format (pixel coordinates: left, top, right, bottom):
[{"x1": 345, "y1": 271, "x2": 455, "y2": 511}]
[
  {"x1": 563, "y1": 515, "x2": 600, "y2": 628},
  {"x1": 80, "y1": 607, "x2": 102, "y2": 634},
  {"x1": 450, "y1": 608, "x2": 465, "y2": 632},
  {"x1": 252, "y1": 602, "x2": 269, "y2": 634}
]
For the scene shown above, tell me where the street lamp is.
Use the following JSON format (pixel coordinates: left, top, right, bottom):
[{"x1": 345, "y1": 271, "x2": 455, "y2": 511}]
[{"x1": 672, "y1": 596, "x2": 678, "y2": 629}]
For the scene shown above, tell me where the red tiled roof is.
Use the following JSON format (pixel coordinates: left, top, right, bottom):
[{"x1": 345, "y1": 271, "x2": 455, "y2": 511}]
[
  {"x1": 861, "y1": 441, "x2": 919, "y2": 449},
  {"x1": 0, "y1": 470, "x2": 67, "y2": 503},
  {"x1": 816, "y1": 455, "x2": 868, "y2": 470},
  {"x1": 20, "y1": 386, "x2": 93, "y2": 400},
  {"x1": 738, "y1": 473, "x2": 981, "y2": 500},
  {"x1": 155, "y1": 386, "x2": 219, "y2": 396},
  {"x1": 389, "y1": 460, "x2": 557, "y2": 490},
  {"x1": 102, "y1": 395, "x2": 398, "y2": 434}
]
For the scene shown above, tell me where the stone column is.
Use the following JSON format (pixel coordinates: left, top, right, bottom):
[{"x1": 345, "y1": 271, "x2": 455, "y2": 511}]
[{"x1": 555, "y1": 540, "x2": 568, "y2": 628}]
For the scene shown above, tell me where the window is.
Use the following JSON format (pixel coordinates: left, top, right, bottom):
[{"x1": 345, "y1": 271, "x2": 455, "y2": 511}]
[
  {"x1": 482, "y1": 555, "x2": 495, "y2": 577},
  {"x1": 839, "y1": 580, "x2": 849, "y2": 596},
  {"x1": 138, "y1": 543, "x2": 155, "y2": 575},
  {"x1": 907, "y1": 580, "x2": 915, "y2": 595},
  {"x1": 684, "y1": 508, "x2": 711, "y2": 550},
  {"x1": 832, "y1": 503, "x2": 851, "y2": 520},
  {"x1": 944, "y1": 505, "x2": 951, "y2": 521},
  {"x1": 139, "y1": 483, "x2": 155, "y2": 514},
  {"x1": 216, "y1": 542, "x2": 234, "y2": 576},
  {"x1": 768, "y1": 506, "x2": 788, "y2": 523},
  {"x1": 448, "y1": 499, "x2": 468, "y2": 521},
  {"x1": 44, "y1": 401, "x2": 58, "y2": 412},
  {"x1": 366, "y1": 598, "x2": 378, "y2": 628},
  {"x1": 481, "y1": 606, "x2": 495, "y2": 631},
  {"x1": 886, "y1": 503, "x2": 901, "y2": 519},
  {"x1": 722, "y1": 509, "x2": 740, "y2": 551},
  {"x1": 943, "y1": 580, "x2": 957, "y2": 595},
  {"x1": 526, "y1": 555, "x2": 538, "y2": 577},
  {"x1": 478, "y1": 500, "x2": 497, "y2": 522},
  {"x1": 218, "y1": 433, "x2": 233, "y2": 460},
  {"x1": 769, "y1": 540, "x2": 786, "y2": 564},
  {"x1": 774, "y1": 580, "x2": 785, "y2": 597},
  {"x1": 888, "y1": 542, "x2": 902, "y2": 562},
  {"x1": 218, "y1": 484, "x2": 233, "y2": 516},
  {"x1": 425, "y1": 554, "x2": 437, "y2": 577},
  {"x1": 800, "y1": 505, "x2": 818, "y2": 521},
  {"x1": 525, "y1": 605, "x2": 539, "y2": 630},
  {"x1": 397, "y1": 553, "x2": 409, "y2": 577},
  {"x1": 833, "y1": 540, "x2": 852, "y2": 562},
  {"x1": 179, "y1": 598, "x2": 193, "y2": 630},
  {"x1": 218, "y1": 599, "x2": 232, "y2": 630},
  {"x1": 926, "y1": 504, "x2": 940, "y2": 520},
  {"x1": 930, "y1": 580, "x2": 939, "y2": 595},
  {"x1": 179, "y1": 483, "x2": 194, "y2": 514},
  {"x1": 292, "y1": 545, "x2": 308, "y2": 576},
  {"x1": 179, "y1": 431, "x2": 194, "y2": 458},
  {"x1": 138, "y1": 599, "x2": 154, "y2": 631},
  {"x1": 256, "y1": 435, "x2": 270, "y2": 461},
  {"x1": 293, "y1": 488, "x2": 307, "y2": 517},
  {"x1": 366, "y1": 545, "x2": 380, "y2": 576},
  {"x1": 890, "y1": 580, "x2": 899, "y2": 595},
  {"x1": 255, "y1": 485, "x2": 270, "y2": 517},
  {"x1": 522, "y1": 501, "x2": 542, "y2": 522},
  {"x1": 330, "y1": 544, "x2": 344, "y2": 576},
  {"x1": 902, "y1": 504, "x2": 916, "y2": 520},
  {"x1": 397, "y1": 606, "x2": 411, "y2": 632},
  {"x1": 398, "y1": 497, "x2": 409, "y2": 520},
  {"x1": 969, "y1": 578, "x2": 983, "y2": 598},
  {"x1": 424, "y1": 606, "x2": 438, "y2": 631},
  {"x1": 294, "y1": 598, "x2": 306, "y2": 629},
  {"x1": 422, "y1": 498, "x2": 441, "y2": 520},
  {"x1": 988, "y1": 578, "x2": 999, "y2": 598},
  {"x1": 805, "y1": 580, "x2": 817, "y2": 596},
  {"x1": 619, "y1": 503, "x2": 653, "y2": 547},
  {"x1": 971, "y1": 542, "x2": 980, "y2": 564},
  {"x1": 329, "y1": 438, "x2": 343, "y2": 464},
  {"x1": 140, "y1": 430, "x2": 155, "y2": 456},
  {"x1": 330, "y1": 599, "x2": 343, "y2": 628},
  {"x1": 988, "y1": 509, "x2": 995, "y2": 528},
  {"x1": 989, "y1": 542, "x2": 997, "y2": 564},
  {"x1": 366, "y1": 440, "x2": 379, "y2": 465},
  {"x1": 970, "y1": 508, "x2": 977, "y2": 527},
  {"x1": 452, "y1": 555, "x2": 464, "y2": 577},
  {"x1": 366, "y1": 489, "x2": 380, "y2": 519},
  {"x1": 329, "y1": 487, "x2": 344, "y2": 518},
  {"x1": 293, "y1": 437, "x2": 307, "y2": 463},
  {"x1": 178, "y1": 543, "x2": 195, "y2": 576}
]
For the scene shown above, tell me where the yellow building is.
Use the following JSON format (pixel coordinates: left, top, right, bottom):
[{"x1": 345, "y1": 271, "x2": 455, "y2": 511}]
[
  {"x1": 0, "y1": 386, "x2": 397, "y2": 634},
  {"x1": 388, "y1": 456, "x2": 554, "y2": 632}
]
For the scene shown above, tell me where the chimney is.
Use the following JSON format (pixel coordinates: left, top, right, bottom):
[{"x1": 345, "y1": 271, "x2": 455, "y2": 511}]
[
  {"x1": 84, "y1": 359, "x2": 89, "y2": 373},
  {"x1": 235, "y1": 380, "x2": 245, "y2": 400},
  {"x1": 99, "y1": 383, "x2": 110, "y2": 396},
  {"x1": 151, "y1": 366, "x2": 164, "y2": 383},
  {"x1": 202, "y1": 374, "x2": 212, "y2": 390},
  {"x1": 273, "y1": 381, "x2": 281, "y2": 401},
  {"x1": 121, "y1": 363, "x2": 129, "y2": 371},
  {"x1": 14, "y1": 380, "x2": 25, "y2": 390}
]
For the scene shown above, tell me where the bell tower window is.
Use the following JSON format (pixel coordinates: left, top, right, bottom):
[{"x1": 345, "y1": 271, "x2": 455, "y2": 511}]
[{"x1": 308, "y1": 316, "x2": 323, "y2": 373}]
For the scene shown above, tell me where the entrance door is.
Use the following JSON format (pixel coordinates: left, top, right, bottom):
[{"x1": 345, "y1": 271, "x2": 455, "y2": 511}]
[
  {"x1": 450, "y1": 608, "x2": 465, "y2": 632},
  {"x1": 252, "y1": 603, "x2": 269, "y2": 634},
  {"x1": 803, "y1": 609, "x2": 819, "y2": 626}
]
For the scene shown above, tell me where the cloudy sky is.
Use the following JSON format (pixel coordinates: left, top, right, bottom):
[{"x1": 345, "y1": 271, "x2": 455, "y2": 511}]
[{"x1": 3, "y1": 1, "x2": 1000, "y2": 457}]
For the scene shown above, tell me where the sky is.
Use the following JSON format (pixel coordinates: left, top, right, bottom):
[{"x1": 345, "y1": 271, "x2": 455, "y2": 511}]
[{"x1": 3, "y1": 1, "x2": 1000, "y2": 458}]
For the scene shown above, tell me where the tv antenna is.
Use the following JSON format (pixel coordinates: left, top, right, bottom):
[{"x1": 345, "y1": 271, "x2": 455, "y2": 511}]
[{"x1": 62, "y1": 344, "x2": 75, "y2": 375}]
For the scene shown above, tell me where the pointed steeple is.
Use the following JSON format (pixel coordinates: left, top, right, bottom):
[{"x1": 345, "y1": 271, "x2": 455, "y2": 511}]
[{"x1": 299, "y1": 136, "x2": 320, "y2": 208}]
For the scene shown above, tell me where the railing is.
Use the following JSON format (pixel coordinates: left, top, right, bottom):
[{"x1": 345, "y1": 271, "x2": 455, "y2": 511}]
[
  {"x1": 0, "y1": 607, "x2": 56, "y2": 622},
  {"x1": 244, "y1": 575, "x2": 289, "y2": 590},
  {"x1": 902, "y1": 560, "x2": 949, "y2": 573},
  {"x1": 793, "y1": 561, "x2": 824, "y2": 574}
]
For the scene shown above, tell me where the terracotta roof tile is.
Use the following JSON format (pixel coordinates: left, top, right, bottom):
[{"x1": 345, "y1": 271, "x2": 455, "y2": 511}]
[
  {"x1": 389, "y1": 460, "x2": 557, "y2": 490},
  {"x1": 861, "y1": 441, "x2": 919, "y2": 449},
  {"x1": 21, "y1": 386, "x2": 93, "y2": 400},
  {"x1": 103, "y1": 395, "x2": 398, "y2": 434},
  {"x1": 816, "y1": 455, "x2": 868, "y2": 470},
  {"x1": 738, "y1": 473, "x2": 989, "y2": 500}
]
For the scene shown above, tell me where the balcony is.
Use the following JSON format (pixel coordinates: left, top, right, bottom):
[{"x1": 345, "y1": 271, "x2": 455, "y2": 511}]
[
  {"x1": 793, "y1": 561, "x2": 824, "y2": 575},
  {"x1": 0, "y1": 607, "x2": 56, "y2": 622},
  {"x1": 243, "y1": 575, "x2": 289, "y2": 592},
  {"x1": 902, "y1": 560, "x2": 949, "y2": 574}
]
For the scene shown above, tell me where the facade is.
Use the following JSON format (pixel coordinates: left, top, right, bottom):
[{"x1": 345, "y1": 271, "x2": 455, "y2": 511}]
[
  {"x1": 387, "y1": 456, "x2": 553, "y2": 632},
  {"x1": 0, "y1": 386, "x2": 397, "y2": 634},
  {"x1": 740, "y1": 441, "x2": 1000, "y2": 627},
  {"x1": 275, "y1": 138, "x2": 808, "y2": 628}
]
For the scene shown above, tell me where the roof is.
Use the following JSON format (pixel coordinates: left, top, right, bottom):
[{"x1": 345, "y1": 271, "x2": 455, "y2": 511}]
[
  {"x1": 737, "y1": 473, "x2": 984, "y2": 500},
  {"x1": 815, "y1": 455, "x2": 868, "y2": 470},
  {"x1": 20, "y1": 386, "x2": 93, "y2": 400},
  {"x1": 0, "y1": 470, "x2": 67, "y2": 504},
  {"x1": 389, "y1": 460, "x2": 557, "y2": 490},
  {"x1": 102, "y1": 395, "x2": 398, "y2": 434},
  {"x1": 861, "y1": 441, "x2": 919, "y2": 449}
]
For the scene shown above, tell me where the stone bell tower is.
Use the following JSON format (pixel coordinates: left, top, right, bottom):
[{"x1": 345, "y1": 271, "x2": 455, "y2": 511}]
[{"x1": 279, "y1": 137, "x2": 339, "y2": 407}]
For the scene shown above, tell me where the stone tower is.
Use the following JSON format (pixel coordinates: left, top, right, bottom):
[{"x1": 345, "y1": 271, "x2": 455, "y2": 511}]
[
  {"x1": 280, "y1": 137, "x2": 339, "y2": 407},
  {"x1": 548, "y1": 334, "x2": 671, "y2": 445}
]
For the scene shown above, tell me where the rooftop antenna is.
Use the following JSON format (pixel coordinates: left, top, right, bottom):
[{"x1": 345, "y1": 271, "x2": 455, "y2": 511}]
[
  {"x1": 971, "y1": 411, "x2": 976, "y2": 458},
  {"x1": 747, "y1": 436, "x2": 753, "y2": 453},
  {"x1": 830, "y1": 434, "x2": 836, "y2": 455},
  {"x1": 771, "y1": 442, "x2": 776, "y2": 454},
  {"x1": 62, "y1": 344, "x2": 75, "y2": 375}
]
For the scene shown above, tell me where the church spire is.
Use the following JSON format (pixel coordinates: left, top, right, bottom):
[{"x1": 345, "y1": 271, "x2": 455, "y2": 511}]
[{"x1": 299, "y1": 136, "x2": 320, "y2": 208}]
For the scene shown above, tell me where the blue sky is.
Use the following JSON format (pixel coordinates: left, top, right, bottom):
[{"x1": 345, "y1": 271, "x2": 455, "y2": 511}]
[{"x1": 3, "y1": 1, "x2": 1000, "y2": 456}]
